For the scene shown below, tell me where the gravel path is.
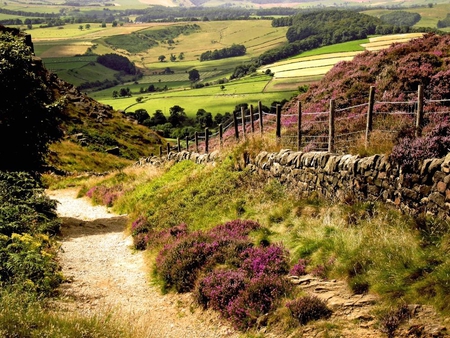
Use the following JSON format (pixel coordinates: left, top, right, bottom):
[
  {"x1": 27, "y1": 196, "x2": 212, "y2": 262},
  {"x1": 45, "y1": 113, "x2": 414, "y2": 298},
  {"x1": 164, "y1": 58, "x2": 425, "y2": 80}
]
[{"x1": 48, "y1": 188, "x2": 238, "y2": 338}]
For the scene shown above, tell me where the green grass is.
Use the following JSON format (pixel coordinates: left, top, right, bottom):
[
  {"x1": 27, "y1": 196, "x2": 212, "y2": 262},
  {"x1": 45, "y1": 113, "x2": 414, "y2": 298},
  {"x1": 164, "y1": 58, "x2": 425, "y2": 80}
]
[
  {"x1": 295, "y1": 39, "x2": 367, "y2": 58},
  {"x1": 94, "y1": 76, "x2": 296, "y2": 117}
]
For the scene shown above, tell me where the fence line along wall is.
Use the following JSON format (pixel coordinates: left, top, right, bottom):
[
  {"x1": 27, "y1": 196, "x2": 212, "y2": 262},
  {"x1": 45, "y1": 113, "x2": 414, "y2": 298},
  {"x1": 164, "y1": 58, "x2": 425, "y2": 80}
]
[
  {"x1": 153, "y1": 85, "x2": 450, "y2": 157},
  {"x1": 247, "y1": 150, "x2": 450, "y2": 218}
]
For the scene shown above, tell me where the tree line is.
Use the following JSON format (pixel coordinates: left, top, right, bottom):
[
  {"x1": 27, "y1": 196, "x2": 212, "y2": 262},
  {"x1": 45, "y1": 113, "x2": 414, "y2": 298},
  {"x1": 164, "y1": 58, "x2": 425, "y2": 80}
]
[{"x1": 200, "y1": 44, "x2": 246, "y2": 61}]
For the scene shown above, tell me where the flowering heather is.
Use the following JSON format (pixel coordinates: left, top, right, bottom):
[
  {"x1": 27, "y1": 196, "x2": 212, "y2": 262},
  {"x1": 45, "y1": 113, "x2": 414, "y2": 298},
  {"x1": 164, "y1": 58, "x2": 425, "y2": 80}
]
[
  {"x1": 131, "y1": 216, "x2": 149, "y2": 235},
  {"x1": 195, "y1": 269, "x2": 247, "y2": 312},
  {"x1": 240, "y1": 244, "x2": 290, "y2": 277},
  {"x1": 289, "y1": 258, "x2": 308, "y2": 276},
  {"x1": 226, "y1": 275, "x2": 292, "y2": 330},
  {"x1": 207, "y1": 219, "x2": 260, "y2": 242},
  {"x1": 85, "y1": 185, "x2": 123, "y2": 207}
]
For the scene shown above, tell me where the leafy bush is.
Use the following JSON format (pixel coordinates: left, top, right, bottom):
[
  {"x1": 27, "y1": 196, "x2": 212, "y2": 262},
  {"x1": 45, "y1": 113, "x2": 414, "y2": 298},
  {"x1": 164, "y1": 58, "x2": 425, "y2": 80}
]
[
  {"x1": 0, "y1": 171, "x2": 61, "y2": 296},
  {"x1": 286, "y1": 295, "x2": 332, "y2": 325}
]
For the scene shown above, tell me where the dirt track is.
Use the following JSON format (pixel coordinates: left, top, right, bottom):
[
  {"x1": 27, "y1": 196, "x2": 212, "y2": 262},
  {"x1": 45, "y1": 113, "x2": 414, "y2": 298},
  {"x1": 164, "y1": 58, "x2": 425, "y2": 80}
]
[{"x1": 48, "y1": 188, "x2": 238, "y2": 338}]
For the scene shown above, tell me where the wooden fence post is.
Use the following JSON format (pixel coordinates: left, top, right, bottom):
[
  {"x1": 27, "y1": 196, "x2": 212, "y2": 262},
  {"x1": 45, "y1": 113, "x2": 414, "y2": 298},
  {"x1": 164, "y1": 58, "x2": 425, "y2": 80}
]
[
  {"x1": 250, "y1": 104, "x2": 255, "y2": 133},
  {"x1": 416, "y1": 85, "x2": 424, "y2": 137},
  {"x1": 219, "y1": 123, "x2": 223, "y2": 149},
  {"x1": 205, "y1": 127, "x2": 209, "y2": 154},
  {"x1": 328, "y1": 99, "x2": 335, "y2": 153},
  {"x1": 167, "y1": 142, "x2": 171, "y2": 156},
  {"x1": 365, "y1": 86, "x2": 375, "y2": 150},
  {"x1": 159, "y1": 145, "x2": 162, "y2": 158},
  {"x1": 276, "y1": 104, "x2": 281, "y2": 143},
  {"x1": 177, "y1": 137, "x2": 181, "y2": 152},
  {"x1": 297, "y1": 101, "x2": 302, "y2": 151},
  {"x1": 195, "y1": 131, "x2": 199, "y2": 153},
  {"x1": 233, "y1": 111, "x2": 239, "y2": 139},
  {"x1": 186, "y1": 136, "x2": 189, "y2": 151},
  {"x1": 258, "y1": 101, "x2": 263, "y2": 135},
  {"x1": 241, "y1": 106, "x2": 246, "y2": 139}
]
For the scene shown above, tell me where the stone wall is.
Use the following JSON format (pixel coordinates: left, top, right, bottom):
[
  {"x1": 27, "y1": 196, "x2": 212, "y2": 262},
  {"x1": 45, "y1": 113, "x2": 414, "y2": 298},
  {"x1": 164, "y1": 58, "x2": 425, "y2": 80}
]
[
  {"x1": 136, "y1": 149, "x2": 450, "y2": 218},
  {"x1": 247, "y1": 150, "x2": 450, "y2": 218}
]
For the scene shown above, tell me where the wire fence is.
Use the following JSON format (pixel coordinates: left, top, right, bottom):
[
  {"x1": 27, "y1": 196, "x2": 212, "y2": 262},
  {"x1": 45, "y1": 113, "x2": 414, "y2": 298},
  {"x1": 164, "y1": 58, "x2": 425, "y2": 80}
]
[{"x1": 157, "y1": 85, "x2": 450, "y2": 156}]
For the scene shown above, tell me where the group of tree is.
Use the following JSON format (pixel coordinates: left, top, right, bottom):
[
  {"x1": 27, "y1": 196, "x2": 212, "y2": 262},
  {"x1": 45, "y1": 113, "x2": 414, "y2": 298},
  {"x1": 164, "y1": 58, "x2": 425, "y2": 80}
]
[
  {"x1": 256, "y1": 9, "x2": 442, "y2": 67},
  {"x1": 437, "y1": 14, "x2": 450, "y2": 29},
  {"x1": 379, "y1": 11, "x2": 421, "y2": 27},
  {"x1": 97, "y1": 53, "x2": 141, "y2": 76},
  {"x1": 200, "y1": 44, "x2": 246, "y2": 61}
]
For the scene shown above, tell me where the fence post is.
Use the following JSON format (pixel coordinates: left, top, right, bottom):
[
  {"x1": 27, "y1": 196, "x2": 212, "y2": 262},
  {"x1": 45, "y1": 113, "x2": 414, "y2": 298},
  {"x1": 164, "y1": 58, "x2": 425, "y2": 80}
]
[
  {"x1": 258, "y1": 101, "x2": 263, "y2": 135},
  {"x1": 297, "y1": 101, "x2": 302, "y2": 151},
  {"x1": 276, "y1": 104, "x2": 281, "y2": 143},
  {"x1": 219, "y1": 123, "x2": 223, "y2": 149},
  {"x1": 241, "y1": 106, "x2": 246, "y2": 139},
  {"x1": 186, "y1": 136, "x2": 189, "y2": 151},
  {"x1": 177, "y1": 137, "x2": 181, "y2": 152},
  {"x1": 167, "y1": 142, "x2": 171, "y2": 156},
  {"x1": 159, "y1": 145, "x2": 162, "y2": 158},
  {"x1": 195, "y1": 131, "x2": 199, "y2": 153},
  {"x1": 416, "y1": 85, "x2": 424, "y2": 137},
  {"x1": 205, "y1": 127, "x2": 209, "y2": 154},
  {"x1": 250, "y1": 104, "x2": 255, "y2": 133},
  {"x1": 328, "y1": 99, "x2": 335, "y2": 153},
  {"x1": 365, "y1": 86, "x2": 375, "y2": 150},
  {"x1": 233, "y1": 111, "x2": 239, "y2": 140}
]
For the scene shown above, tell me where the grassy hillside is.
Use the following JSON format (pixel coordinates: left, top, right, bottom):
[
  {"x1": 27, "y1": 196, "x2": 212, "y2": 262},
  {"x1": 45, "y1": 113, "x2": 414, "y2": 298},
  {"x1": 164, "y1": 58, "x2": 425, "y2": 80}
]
[{"x1": 76, "y1": 134, "x2": 450, "y2": 337}]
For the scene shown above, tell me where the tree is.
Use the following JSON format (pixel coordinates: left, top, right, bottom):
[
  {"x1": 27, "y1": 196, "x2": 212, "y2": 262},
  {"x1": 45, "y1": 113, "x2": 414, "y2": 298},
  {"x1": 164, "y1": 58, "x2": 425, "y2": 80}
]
[
  {"x1": 79, "y1": 25, "x2": 83, "y2": 30},
  {"x1": 178, "y1": 52, "x2": 185, "y2": 60},
  {"x1": 0, "y1": 31, "x2": 63, "y2": 171},
  {"x1": 112, "y1": 20, "x2": 118, "y2": 27},
  {"x1": 168, "y1": 105, "x2": 187, "y2": 127},
  {"x1": 158, "y1": 55, "x2": 166, "y2": 62},
  {"x1": 151, "y1": 110, "x2": 167, "y2": 126},
  {"x1": 188, "y1": 69, "x2": 200, "y2": 82},
  {"x1": 196, "y1": 109, "x2": 213, "y2": 128},
  {"x1": 85, "y1": 23, "x2": 91, "y2": 29},
  {"x1": 170, "y1": 53, "x2": 176, "y2": 62}
]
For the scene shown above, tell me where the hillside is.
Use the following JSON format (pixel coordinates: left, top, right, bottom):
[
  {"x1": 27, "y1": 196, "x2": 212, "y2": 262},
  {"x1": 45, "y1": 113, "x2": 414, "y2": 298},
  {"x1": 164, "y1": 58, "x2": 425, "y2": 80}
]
[
  {"x1": 289, "y1": 33, "x2": 450, "y2": 112},
  {"x1": 0, "y1": 25, "x2": 165, "y2": 174}
]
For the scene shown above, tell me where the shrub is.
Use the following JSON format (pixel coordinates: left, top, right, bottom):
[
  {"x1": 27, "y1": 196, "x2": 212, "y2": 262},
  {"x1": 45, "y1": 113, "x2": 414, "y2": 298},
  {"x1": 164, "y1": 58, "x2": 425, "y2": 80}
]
[
  {"x1": 195, "y1": 269, "x2": 247, "y2": 312},
  {"x1": 227, "y1": 275, "x2": 292, "y2": 330},
  {"x1": 240, "y1": 245, "x2": 290, "y2": 277},
  {"x1": 379, "y1": 304, "x2": 410, "y2": 338},
  {"x1": 289, "y1": 258, "x2": 308, "y2": 276},
  {"x1": 286, "y1": 295, "x2": 332, "y2": 325}
]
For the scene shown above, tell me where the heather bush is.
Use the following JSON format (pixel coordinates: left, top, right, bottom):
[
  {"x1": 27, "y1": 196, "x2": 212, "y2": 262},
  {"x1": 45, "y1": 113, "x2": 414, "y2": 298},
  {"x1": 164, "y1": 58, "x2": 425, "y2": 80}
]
[
  {"x1": 86, "y1": 185, "x2": 123, "y2": 207},
  {"x1": 240, "y1": 245, "x2": 290, "y2": 277},
  {"x1": 226, "y1": 275, "x2": 292, "y2": 330},
  {"x1": 379, "y1": 304, "x2": 410, "y2": 338},
  {"x1": 195, "y1": 269, "x2": 247, "y2": 312},
  {"x1": 286, "y1": 295, "x2": 332, "y2": 325},
  {"x1": 390, "y1": 115, "x2": 450, "y2": 173},
  {"x1": 289, "y1": 258, "x2": 308, "y2": 276}
]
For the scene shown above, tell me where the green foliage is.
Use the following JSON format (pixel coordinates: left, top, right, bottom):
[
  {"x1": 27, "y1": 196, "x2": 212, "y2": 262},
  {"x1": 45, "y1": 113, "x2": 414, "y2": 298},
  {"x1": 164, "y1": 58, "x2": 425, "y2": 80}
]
[
  {"x1": 97, "y1": 53, "x2": 140, "y2": 75},
  {"x1": 380, "y1": 11, "x2": 421, "y2": 27},
  {"x1": 0, "y1": 171, "x2": 61, "y2": 295},
  {"x1": 0, "y1": 31, "x2": 63, "y2": 171}
]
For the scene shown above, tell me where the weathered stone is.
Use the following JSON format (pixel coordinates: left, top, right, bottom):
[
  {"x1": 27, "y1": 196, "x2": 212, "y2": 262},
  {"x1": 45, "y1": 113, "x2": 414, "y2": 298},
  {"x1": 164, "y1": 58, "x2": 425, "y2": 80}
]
[
  {"x1": 437, "y1": 181, "x2": 447, "y2": 194},
  {"x1": 429, "y1": 192, "x2": 445, "y2": 208}
]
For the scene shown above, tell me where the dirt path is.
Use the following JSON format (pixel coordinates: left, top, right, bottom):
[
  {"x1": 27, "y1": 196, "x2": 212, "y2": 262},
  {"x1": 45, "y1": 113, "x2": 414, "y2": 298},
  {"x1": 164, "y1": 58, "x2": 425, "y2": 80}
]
[{"x1": 48, "y1": 188, "x2": 238, "y2": 338}]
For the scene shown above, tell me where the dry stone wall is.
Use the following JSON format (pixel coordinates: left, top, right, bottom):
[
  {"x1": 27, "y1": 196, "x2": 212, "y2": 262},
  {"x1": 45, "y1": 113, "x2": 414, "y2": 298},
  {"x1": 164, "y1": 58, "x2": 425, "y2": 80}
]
[
  {"x1": 247, "y1": 150, "x2": 450, "y2": 218},
  {"x1": 136, "y1": 149, "x2": 450, "y2": 218}
]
